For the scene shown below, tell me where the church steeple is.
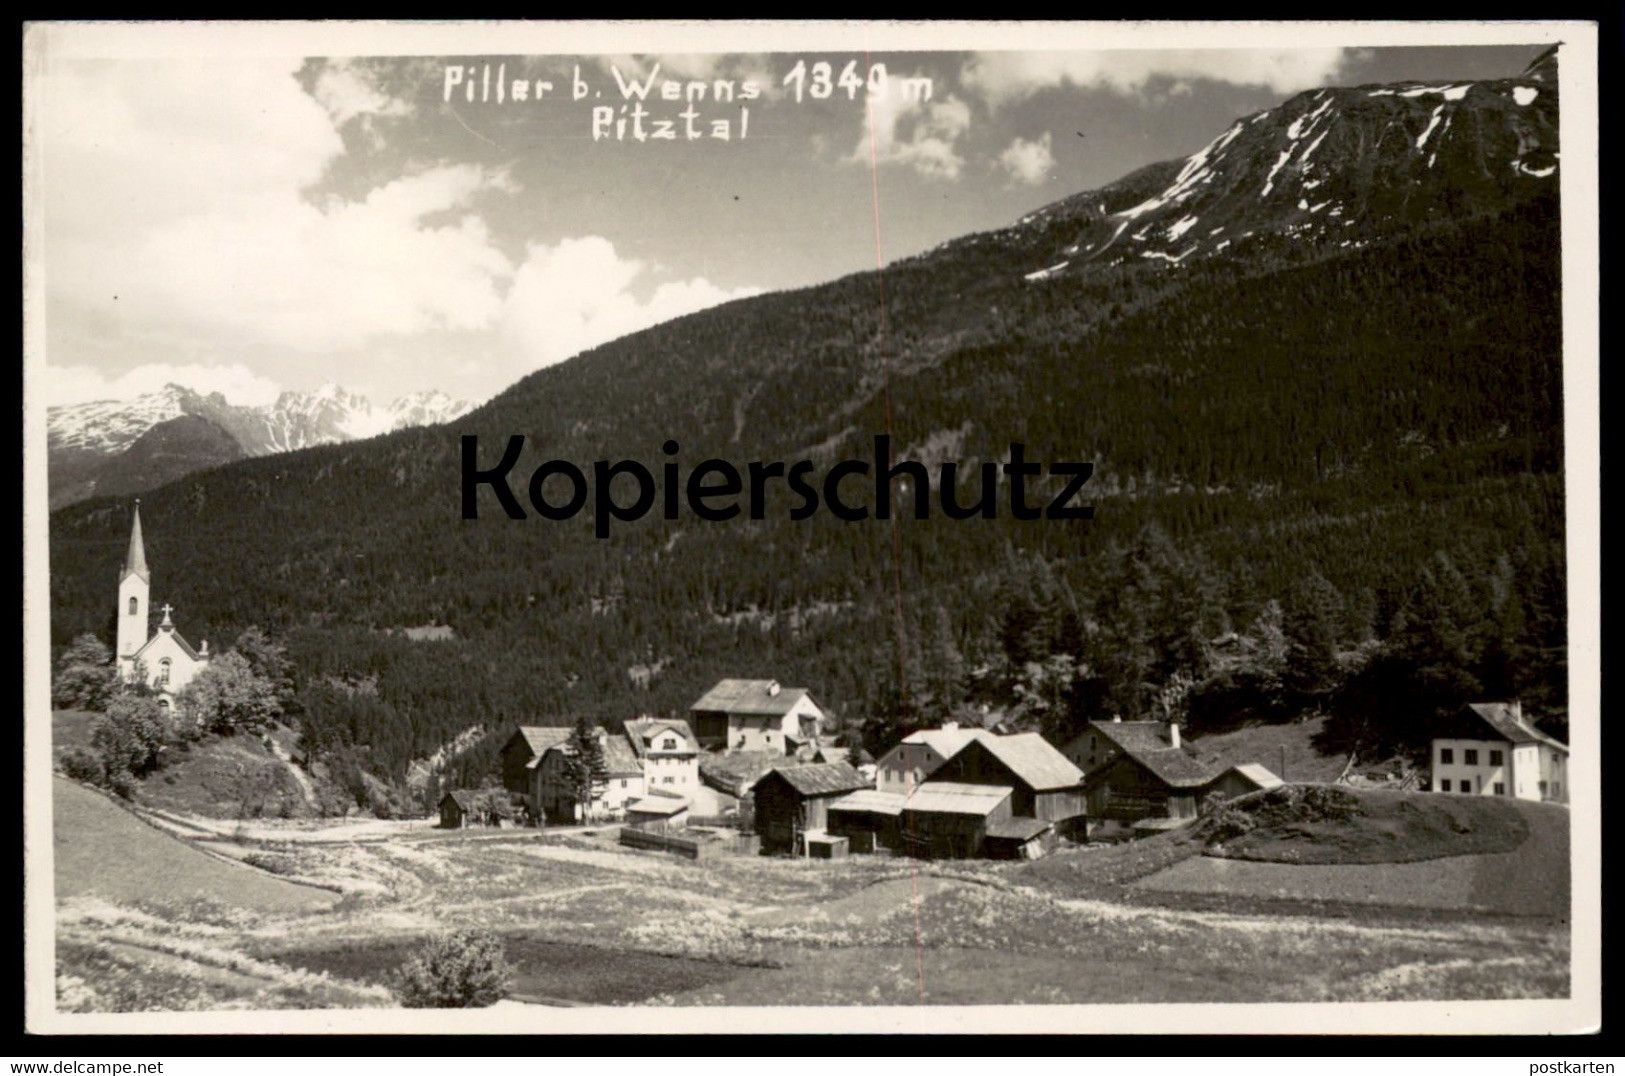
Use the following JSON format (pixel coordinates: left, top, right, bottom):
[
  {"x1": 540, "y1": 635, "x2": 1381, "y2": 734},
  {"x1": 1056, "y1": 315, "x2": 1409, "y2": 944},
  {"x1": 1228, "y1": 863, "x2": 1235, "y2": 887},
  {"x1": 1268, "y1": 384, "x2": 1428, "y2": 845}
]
[
  {"x1": 117, "y1": 500, "x2": 151, "y2": 660},
  {"x1": 123, "y1": 499, "x2": 149, "y2": 583}
]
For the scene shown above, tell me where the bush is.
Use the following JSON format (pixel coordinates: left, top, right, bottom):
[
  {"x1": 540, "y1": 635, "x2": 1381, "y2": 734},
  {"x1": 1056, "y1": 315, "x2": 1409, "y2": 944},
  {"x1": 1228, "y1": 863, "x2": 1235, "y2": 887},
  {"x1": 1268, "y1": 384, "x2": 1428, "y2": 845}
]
[
  {"x1": 391, "y1": 931, "x2": 513, "y2": 1009},
  {"x1": 60, "y1": 748, "x2": 104, "y2": 784}
]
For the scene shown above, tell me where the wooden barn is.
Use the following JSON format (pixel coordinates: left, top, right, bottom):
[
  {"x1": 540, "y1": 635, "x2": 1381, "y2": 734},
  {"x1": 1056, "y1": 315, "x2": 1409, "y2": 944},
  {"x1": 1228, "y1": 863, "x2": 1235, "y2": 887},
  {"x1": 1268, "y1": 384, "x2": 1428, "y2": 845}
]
[
  {"x1": 896, "y1": 782, "x2": 1014, "y2": 859},
  {"x1": 1205, "y1": 763, "x2": 1285, "y2": 802},
  {"x1": 827, "y1": 789, "x2": 906, "y2": 853},
  {"x1": 625, "y1": 792, "x2": 690, "y2": 834},
  {"x1": 926, "y1": 733, "x2": 1086, "y2": 832},
  {"x1": 982, "y1": 817, "x2": 1053, "y2": 860},
  {"x1": 1083, "y1": 721, "x2": 1216, "y2": 839},
  {"x1": 499, "y1": 725, "x2": 573, "y2": 815},
  {"x1": 751, "y1": 762, "x2": 870, "y2": 855},
  {"x1": 439, "y1": 789, "x2": 482, "y2": 829}
]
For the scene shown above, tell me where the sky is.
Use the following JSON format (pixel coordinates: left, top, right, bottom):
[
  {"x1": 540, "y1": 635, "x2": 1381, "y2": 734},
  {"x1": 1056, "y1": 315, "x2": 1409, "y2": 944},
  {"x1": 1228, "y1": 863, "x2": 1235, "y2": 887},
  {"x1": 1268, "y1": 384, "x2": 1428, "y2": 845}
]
[{"x1": 30, "y1": 26, "x2": 1548, "y2": 411}]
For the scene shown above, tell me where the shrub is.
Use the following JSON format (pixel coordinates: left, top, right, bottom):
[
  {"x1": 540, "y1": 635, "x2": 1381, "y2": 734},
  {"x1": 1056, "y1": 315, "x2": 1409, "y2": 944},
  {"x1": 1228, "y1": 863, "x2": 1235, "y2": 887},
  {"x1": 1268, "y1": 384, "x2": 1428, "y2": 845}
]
[
  {"x1": 391, "y1": 931, "x2": 513, "y2": 1009},
  {"x1": 60, "y1": 747, "x2": 104, "y2": 784}
]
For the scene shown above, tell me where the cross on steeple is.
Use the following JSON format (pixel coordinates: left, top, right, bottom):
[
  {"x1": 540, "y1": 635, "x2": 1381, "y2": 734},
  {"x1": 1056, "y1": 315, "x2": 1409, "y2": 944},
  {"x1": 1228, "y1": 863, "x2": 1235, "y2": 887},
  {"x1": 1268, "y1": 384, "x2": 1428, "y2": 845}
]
[{"x1": 159, "y1": 603, "x2": 174, "y2": 626}]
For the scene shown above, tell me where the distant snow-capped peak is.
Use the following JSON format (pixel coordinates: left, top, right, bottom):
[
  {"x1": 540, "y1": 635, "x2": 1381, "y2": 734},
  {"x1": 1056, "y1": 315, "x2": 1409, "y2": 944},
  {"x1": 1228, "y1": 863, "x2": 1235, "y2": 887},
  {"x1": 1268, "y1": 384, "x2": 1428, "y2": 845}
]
[{"x1": 48, "y1": 381, "x2": 478, "y2": 458}]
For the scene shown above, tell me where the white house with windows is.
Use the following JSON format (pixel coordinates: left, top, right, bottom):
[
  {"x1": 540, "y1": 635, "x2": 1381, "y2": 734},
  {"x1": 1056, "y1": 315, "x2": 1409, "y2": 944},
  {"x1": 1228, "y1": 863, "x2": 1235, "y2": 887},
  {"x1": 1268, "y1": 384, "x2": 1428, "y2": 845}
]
[
  {"x1": 688, "y1": 678, "x2": 828, "y2": 755},
  {"x1": 1431, "y1": 701, "x2": 1568, "y2": 804},
  {"x1": 626, "y1": 717, "x2": 701, "y2": 795},
  {"x1": 114, "y1": 502, "x2": 211, "y2": 713}
]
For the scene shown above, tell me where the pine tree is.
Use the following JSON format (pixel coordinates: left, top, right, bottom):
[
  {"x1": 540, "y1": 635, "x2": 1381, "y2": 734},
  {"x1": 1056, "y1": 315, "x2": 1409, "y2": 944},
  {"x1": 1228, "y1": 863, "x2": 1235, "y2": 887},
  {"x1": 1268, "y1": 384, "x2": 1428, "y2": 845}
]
[{"x1": 562, "y1": 714, "x2": 609, "y2": 822}]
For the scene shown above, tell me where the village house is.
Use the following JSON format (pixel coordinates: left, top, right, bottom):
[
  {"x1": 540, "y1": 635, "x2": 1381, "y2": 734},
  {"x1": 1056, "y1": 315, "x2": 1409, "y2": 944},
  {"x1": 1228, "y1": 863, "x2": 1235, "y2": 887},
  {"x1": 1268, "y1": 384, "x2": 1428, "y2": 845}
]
[
  {"x1": 827, "y1": 733, "x2": 1083, "y2": 859},
  {"x1": 499, "y1": 725, "x2": 573, "y2": 817},
  {"x1": 874, "y1": 724, "x2": 995, "y2": 795},
  {"x1": 537, "y1": 730, "x2": 645, "y2": 824},
  {"x1": 1432, "y1": 702, "x2": 1568, "y2": 803},
  {"x1": 690, "y1": 678, "x2": 827, "y2": 755},
  {"x1": 625, "y1": 717, "x2": 701, "y2": 796},
  {"x1": 1077, "y1": 718, "x2": 1283, "y2": 839},
  {"x1": 751, "y1": 761, "x2": 870, "y2": 856},
  {"x1": 924, "y1": 732, "x2": 1088, "y2": 834}
]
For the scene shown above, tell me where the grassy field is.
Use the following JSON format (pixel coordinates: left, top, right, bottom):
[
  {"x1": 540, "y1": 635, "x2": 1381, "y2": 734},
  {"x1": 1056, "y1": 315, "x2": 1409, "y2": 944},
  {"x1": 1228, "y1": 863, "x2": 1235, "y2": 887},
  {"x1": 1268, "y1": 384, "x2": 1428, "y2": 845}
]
[
  {"x1": 49, "y1": 774, "x2": 1572, "y2": 1013},
  {"x1": 1208, "y1": 785, "x2": 1533, "y2": 864},
  {"x1": 1186, "y1": 716, "x2": 1352, "y2": 784},
  {"x1": 52, "y1": 777, "x2": 338, "y2": 912}
]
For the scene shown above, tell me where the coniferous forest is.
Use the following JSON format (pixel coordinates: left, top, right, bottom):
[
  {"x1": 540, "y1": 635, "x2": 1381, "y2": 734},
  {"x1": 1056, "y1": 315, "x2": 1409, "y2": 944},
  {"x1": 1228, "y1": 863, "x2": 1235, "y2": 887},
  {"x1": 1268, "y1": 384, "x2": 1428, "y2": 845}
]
[{"x1": 48, "y1": 183, "x2": 1566, "y2": 797}]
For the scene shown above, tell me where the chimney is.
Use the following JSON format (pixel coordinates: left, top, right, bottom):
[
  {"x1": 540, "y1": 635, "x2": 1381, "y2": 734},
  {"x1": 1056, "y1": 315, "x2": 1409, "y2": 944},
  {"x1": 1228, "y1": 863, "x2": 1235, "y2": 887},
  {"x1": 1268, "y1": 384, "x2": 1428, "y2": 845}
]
[
  {"x1": 942, "y1": 720, "x2": 959, "y2": 731},
  {"x1": 1111, "y1": 714, "x2": 1122, "y2": 724},
  {"x1": 1168, "y1": 721, "x2": 1181, "y2": 749},
  {"x1": 766, "y1": 680, "x2": 781, "y2": 697}
]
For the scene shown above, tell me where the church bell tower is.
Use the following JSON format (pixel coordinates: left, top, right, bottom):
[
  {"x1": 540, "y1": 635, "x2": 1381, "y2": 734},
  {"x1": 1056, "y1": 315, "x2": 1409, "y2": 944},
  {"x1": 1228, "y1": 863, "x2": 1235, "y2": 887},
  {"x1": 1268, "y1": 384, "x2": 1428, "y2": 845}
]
[{"x1": 117, "y1": 500, "x2": 151, "y2": 662}]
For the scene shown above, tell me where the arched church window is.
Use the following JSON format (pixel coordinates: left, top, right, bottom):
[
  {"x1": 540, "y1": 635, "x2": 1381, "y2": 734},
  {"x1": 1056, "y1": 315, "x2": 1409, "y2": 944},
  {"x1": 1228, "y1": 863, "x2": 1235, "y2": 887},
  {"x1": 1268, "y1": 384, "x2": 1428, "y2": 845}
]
[
  {"x1": 128, "y1": 597, "x2": 138, "y2": 615},
  {"x1": 158, "y1": 698, "x2": 171, "y2": 712},
  {"x1": 158, "y1": 658, "x2": 171, "y2": 686}
]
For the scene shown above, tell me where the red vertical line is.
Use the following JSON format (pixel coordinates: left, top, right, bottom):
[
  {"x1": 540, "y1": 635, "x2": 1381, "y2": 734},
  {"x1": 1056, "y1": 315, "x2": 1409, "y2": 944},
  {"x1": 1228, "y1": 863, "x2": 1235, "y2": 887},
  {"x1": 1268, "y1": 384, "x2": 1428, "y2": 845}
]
[{"x1": 862, "y1": 33, "x2": 925, "y2": 1008}]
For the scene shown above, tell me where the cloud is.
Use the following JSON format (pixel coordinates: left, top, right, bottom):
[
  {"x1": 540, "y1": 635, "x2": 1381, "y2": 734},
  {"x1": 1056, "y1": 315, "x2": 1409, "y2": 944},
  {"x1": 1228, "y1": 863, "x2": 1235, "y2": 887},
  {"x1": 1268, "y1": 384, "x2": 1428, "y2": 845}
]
[
  {"x1": 998, "y1": 132, "x2": 1055, "y2": 186},
  {"x1": 313, "y1": 60, "x2": 412, "y2": 126},
  {"x1": 962, "y1": 49, "x2": 1354, "y2": 106},
  {"x1": 501, "y1": 236, "x2": 762, "y2": 371},
  {"x1": 40, "y1": 58, "x2": 516, "y2": 356},
  {"x1": 44, "y1": 361, "x2": 286, "y2": 408},
  {"x1": 852, "y1": 92, "x2": 973, "y2": 180}
]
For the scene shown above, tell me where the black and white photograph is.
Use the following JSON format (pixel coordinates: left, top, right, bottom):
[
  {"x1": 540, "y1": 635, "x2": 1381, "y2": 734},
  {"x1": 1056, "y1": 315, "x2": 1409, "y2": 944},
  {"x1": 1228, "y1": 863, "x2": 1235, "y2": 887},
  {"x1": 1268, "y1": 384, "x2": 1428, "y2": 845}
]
[{"x1": 21, "y1": 20, "x2": 1600, "y2": 1035}]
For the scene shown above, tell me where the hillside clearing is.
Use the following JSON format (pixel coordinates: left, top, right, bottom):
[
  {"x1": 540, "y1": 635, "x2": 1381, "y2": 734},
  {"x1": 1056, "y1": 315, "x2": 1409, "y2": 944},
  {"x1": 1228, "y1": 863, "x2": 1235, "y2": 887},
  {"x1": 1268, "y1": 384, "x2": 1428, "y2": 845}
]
[{"x1": 51, "y1": 776, "x2": 338, "y2": 913}]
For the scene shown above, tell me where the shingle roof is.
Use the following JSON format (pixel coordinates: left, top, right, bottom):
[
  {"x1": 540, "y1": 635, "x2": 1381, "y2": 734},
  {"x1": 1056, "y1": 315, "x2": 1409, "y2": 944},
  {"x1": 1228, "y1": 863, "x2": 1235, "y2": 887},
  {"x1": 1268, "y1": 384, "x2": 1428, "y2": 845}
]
[
  {"x1": 903, "y1": 782, "x2": 1012, "y2": 816},
  {"x1": 763, "y1": 762, "x2": 869, "y2": 797},
  {"x1": 895, "y1": 727, "x2": 996, "y2": 758},
  {"x1": 513, "y1": 726, "x2": 573, "y2": 761},
  {"x1": 829, "y1": 789, "x2": 906, "y2": 816},
  {"x1": 1225, "y1": 763, "x2": 1285, "y2": 791},
  {"x1": 690, "y1": 678, "x2": 816, "y2": 717},
  {"x1": 602, "y1": 735, "x2": 643, "y2": 777},
  {"x1": 1085, "y1": 721, "x2": 1217, "y2": 788},
  {"x1": 443, "y1": 789, "x2": 485, "y2": 810},
  {"x1": 959, "y1": 733, "x2": 1084, "y2": 791},
  {"x1": 1466, "y1": 703, "x2": 1569, "y2": 753},
  {"x1": 627, "y1": 795, "x2": 690, "y2": 816},
  {"x1": 624, "y1": 717, "x2": 698, "y2": 758},
  {"x1": 699, "y1": 751, "x2": 782, "y2": 796},
  {"x1": 985, "y1": 817, "x2": 1051, "y2": 841}
]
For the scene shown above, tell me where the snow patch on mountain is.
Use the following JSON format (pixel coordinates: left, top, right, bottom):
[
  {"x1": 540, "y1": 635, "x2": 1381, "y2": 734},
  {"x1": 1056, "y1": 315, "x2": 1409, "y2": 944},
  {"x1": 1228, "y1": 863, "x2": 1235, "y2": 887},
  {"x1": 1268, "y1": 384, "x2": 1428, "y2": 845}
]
[{"x1": 48, "y1": 382, "x2": 478, "y2": 458}]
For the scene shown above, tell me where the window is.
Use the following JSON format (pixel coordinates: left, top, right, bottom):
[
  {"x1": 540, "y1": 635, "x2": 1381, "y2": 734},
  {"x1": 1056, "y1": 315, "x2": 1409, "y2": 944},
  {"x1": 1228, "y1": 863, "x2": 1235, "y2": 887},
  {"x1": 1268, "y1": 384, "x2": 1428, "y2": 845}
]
[
  {"x1": 1553, "y1": 782, "x2": 1561, "y2": 798},
  {"x1": 1489, "y1": 750, "x2": 1504, "y2": 766},
  {"x1": 1440, "y1": 748, "x2": 1454, "y2": 764},
  {"x1": 1539, "y1": 781, "x2": 1547, "y2": 796},
  {"x1": 157, "y1": 658, "x2": 171, "y2": 686},
  {"x1": 1461, "y1": 782, "x2": 1473, "y2": 794},
  {"x1": 1494, "y1": 783, "x2": 1506, "y2": 795},
  {"x1": 128, "y1": 597, "x2": 139, "y2": 615},
  {"x1": 662, "y1": 737, "x2": 678, "y2": 750},
  {"x1": 620, "y1": 779, "x2": 627, "y2": 788},
  {"x1": 1440, "y1": 779, "x2": 1451, "y2": 792},
  {"x1": 1464, "y1": 749, "x2": 1478, "y2": 765},
  {"x1": 662, "y1": 776, "x2": 674, "y2": 785}
]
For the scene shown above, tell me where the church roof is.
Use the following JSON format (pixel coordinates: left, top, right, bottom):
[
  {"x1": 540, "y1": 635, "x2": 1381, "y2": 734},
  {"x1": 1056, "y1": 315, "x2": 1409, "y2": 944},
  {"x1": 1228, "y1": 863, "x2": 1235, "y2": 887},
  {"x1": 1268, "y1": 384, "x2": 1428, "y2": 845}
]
[
  {"x1": 123, "y1": 502, "x2": 149, "y2": 582},
  {"x1": 131, "y1": 623, "x2": 205, "y2": 663}
]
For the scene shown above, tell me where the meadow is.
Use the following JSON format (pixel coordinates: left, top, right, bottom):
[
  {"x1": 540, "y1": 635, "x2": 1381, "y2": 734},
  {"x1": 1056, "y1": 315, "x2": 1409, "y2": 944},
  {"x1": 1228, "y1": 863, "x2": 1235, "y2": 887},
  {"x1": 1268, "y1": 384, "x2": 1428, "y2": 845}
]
[{"x1": 51, "y1": 776, "x2": 1571, "y2": 1013}]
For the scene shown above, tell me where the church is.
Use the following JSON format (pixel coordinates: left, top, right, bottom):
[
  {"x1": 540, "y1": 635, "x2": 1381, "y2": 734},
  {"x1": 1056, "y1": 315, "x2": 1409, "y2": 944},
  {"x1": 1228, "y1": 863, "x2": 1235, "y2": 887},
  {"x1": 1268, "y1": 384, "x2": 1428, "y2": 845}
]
[{"x1": 116, "y1": 501, "x2": 211, "y2": 710}]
